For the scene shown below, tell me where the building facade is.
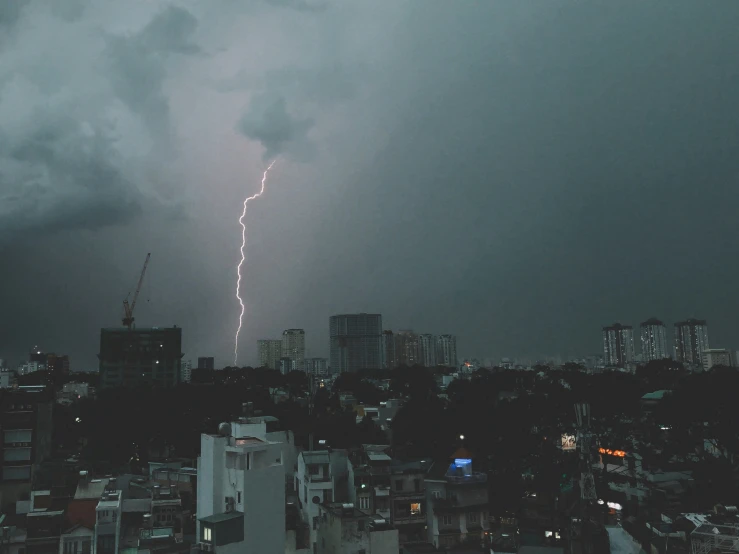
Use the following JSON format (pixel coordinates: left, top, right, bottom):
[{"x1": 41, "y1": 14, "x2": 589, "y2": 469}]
[
  {"x1": 701, "y1": 348, "x2": 732, "y2": 371},
  {"x1": 394, "y1": 331, "x2": 420, "y2": 367},
  {"x1": 435, "y1": 335, "x2": 458, "y2": 368},
  {"x1": 305, "y1": 358, "x2": 329, "y2": 376},
  {"x1": 674, "y1": 319, "x2": 709, "y2": 366},
  {"x1": 640, "y1": 318, "x2": 668, "y2": 362},
  {"x1": 418, "y1": 334, "x2": 436, "y2": 368},
  {"x1": 99, "y1": 327, "x2": 183, "y2": 388},
  {"x1": 197, "y1": 357, "x2": 215, "y2": 370},
  {"x1": 315, "y1": 502, "x2": 399, "y2": 554},
  {"x1": 329, "y1": 314, "x2": 383, "y2": 373},
  {"x1": 196, "y1": 423, "x2": 285, "y2": 554},
  {"x1": 257, "y1": 340, "x2": 282, "y2": 370},
  {"x1": 602, "y1": 323, "x2": 635, "y2": 367},
  {"x1": 181, "y1": 359, "x2": 192, "y2": 383},
  {"x1": 282, "y1": 330, "x2": 306, "y2": 372},
  {"x1": 382, "y1": 331, "x2": 396, "y2": 369}
]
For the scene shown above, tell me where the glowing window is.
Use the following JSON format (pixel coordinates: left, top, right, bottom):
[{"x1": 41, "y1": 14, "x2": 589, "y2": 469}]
[
  {"x1": 410, "y1": 503, "x2": 421, "y2": 515},
  {"x1": 203, "y1": 527, "x2": 212, "y2": 542}
]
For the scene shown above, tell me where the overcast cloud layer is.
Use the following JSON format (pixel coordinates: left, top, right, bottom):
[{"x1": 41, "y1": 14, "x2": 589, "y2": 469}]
[{"x1": 1, "y1": 1, "x2": 739, "y2": 368}]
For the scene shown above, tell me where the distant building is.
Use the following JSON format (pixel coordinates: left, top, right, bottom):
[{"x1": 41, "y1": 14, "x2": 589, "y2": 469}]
[
  {"x1": 0, "y1": 368, "x2": 14, "y2": 389},
  {"x1": 394, "y1": 330, "x2": 420, "y2": 367},
  {"x1": 329, "y1": 314, "x2": 383, "y2": 373},
  {"x1": 0, "y1": 386, "x2": 54, "y2": 510},
  {"x1": 282, "y1": 329, "x2": 306, "y2": 372},
  {"x1": 46, "y1": 353, "x2": 70, "y2": 375},
  {"x1": 197, "y1": 357, "x2": 215, "y2": 370},
  {"x1": 674, "y1": 319, "x2": 709, "y2": 366},
  {"x1": 382, "y1": 331, "x2": 397, "y2": 369},
  {"x1": 98, "y1": 327, "x2": 183, "y2": 388},
  {"x1": 418, "y1": 334, "x2": 436, "y2": 368},
  {"x1": 196, "y1": 422, "x2": 286, "y2": 554},
  {"x1": 701, "y1": 348, "x2": 732, "y2": 371},
  {"x1": 305, "y1": 358, "x2": 329, "y2": 376},
  {"x1": 640, "y1": 318, "x2": 668, "y2": 362},
  {"x1": 602, "y1": 323, "x2": 635, "y2": 367},
  {"x1": 181, "y1": 359, "x2": 192, "y2": 383},
  {"x1": 279, "y1": 357, "x2": 295, "y2": 375},
  {"x1": 257, "y1": 340, "x2": 282, "y2": 370},
  {"x1": 435, "y1": 335, "x2": 457, "y2": 368}
]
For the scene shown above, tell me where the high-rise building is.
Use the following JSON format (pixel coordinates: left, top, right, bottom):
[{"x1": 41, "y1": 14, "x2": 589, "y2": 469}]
[
  {"x1": 279, "y1": 357, "x2": 295, "y2": 375},
  {"x1": 181, "y1": 359, "x2": 193, "y2": 383},
  {"x1": 257, "y1": 340, "x2": 282, "y2": 370},
  {"x1": 382, "y1": 330, "x2": 397, "y2": 369},
  {"x1": 435, "y1": 335, "x2": 458, "y2": 368},
  {"x1": 305, "y1": 358, "x2": 328, "y2": 376},
  {"x1": 99, "y1": 327, "x2": 183, "y2": 388},
  {"x1": 674, "y1": 319, "x2": 709, "y2": 366},
  {"x1": 329, "y1": 314, "x2": 383, "y2": 373},
  {"x1": 418, "y1": 334, "x2": 437, "y2": 367},
  {"x1": 640, "y1": 318, "x2": 669, "y2": 362},
  {"x1": 602, "y1": 323, "x2": 635, "y2": 367},
  {"x1": 394, "y1": 330, "x2": 420, "y2": 367},
  {"x1": 281, "y1": 330, "x2": 305, "y2": 371},
  {"x1": 702, "y1": 348, "x2": 732, "y2": 371},
  {"x1": 197, "y1": 357, "x2": 215, "y2": 370},
  {"x1": 45, "y1": 354, "x2": 70, "y2": 375},
  {"x1": 196, "y1": 422, "x2": 285, "y2": 554},
  {"x1": 0, "y1": 386, "x2": 53, "y2": 509}
]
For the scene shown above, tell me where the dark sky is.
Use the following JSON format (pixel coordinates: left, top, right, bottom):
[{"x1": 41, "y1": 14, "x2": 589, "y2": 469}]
[{"x1": 2, "y1": 0, "x2": 739, "y2": 369}]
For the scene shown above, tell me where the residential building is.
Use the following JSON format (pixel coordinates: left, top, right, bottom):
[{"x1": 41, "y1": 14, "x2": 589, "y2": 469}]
[
  {"x1": 394, "y1": 331, "x2": 420, "y2": 367},
  {"x1": 230, "y1": 410, "x2": 298, "y2": 482},
  {"x1": 0, "y1": 386, "x2": 53, "y2": 510},
  {"x1": 674, "y1": 319, "x2": 709, "y2": 366},
  {"x1": 602, "y1": 323, "x2": 635, "y2": 367},
  {"x1": 0, "y1": 368, "x2": 13, "y2": 389},
  {"x1": 196, "y1": 421, "x2": 286, "y2": 554},
  {"x1": 295, "y1": 450, "x2": 349, "y2": 550},
  {"x1": 315, "y1": 502, "x2": 399, "y2": 554},
  {"x1": 257, "y1": 340, "x2": 282, "y2": 370},
  {"x1": 389, "y1": 460, "x2": 429, "y2": 544},
  {"x1": 45, "y1": 354, "x2": 70, "y2": 375},
  {"x1": 640, "y1": 318, "x2": 669, "y2": 362},
  {"x1": 348, "y1": 445, "x2": 392, "y2": 520},
  {"x1": 181, "y1": 359, "x2": 192, "y2": 383},
  {"x1": 197, "y1": 357, "x2": 215, "y2": 371},
  {"x1": 98, "y1": 327, "x2": 183, "y2": 388},
  {"x1": 280, "y1": 357, "x2": 295, "y2": 375},
  {"x1": 329, "y1": 314, "x2": 383, "y2": 373},
  {"x1": 418, "y1": 334, "x2": 436, "y2": 368},
  {"x1": 94, "y1": 485, "x2": 122, "y2": 554},
  {"x1": 57, "y1": 382, "x2": 91, "y2": 404},
  {"x1": 382, "y1": 331, "x2": 396, "y2": 369},
  {"x1": 435, "y1": 335, "x2": 458, "y2": 368},
  {"x1": 282, "y1": 329, "x2": 306, "y2": 372},
  {"x1": 424, "y1": 450, "x2": 489, "y2": 550},
  {"x1": 305, "y1": 358, "x2": 329, "y2": 376},
  {"x1": 701, "y1": 348, "x2": 732, "y2": 371}
]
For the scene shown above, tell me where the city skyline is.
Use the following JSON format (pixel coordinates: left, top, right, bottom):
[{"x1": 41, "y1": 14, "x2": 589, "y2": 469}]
[{"x1": 2, "y1": 1, "x2": 739, "y2": 369}]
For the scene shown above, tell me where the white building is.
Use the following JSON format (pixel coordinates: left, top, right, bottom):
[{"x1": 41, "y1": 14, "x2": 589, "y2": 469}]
[
  {"x1": 602, "y1": 323, "x2": 635, "y2": 367},
  {"x1": 197, "y1": 423, "x2": 286, "y2": 554},
  {"x1": 702, "y1": 348, "x2": 732, "y2": 371},
  {"x1": 0, "y1": 368, "x2": 13, "y2": 389},
  {"x1": 258, "y1": 340, "x2": 283, "y2": 370},
  {"x1": 295, "y1": 450, "x2": 348, "y2": 550},
  {"x1": 282, "y1": 330, "x2": 306, "y2": 372},
  {"x1": 418, "y1": 334, "x2": 436, "y2": 368},
  {"x1": 95, "y1": 487, "x2": 123, "y2": 554},
  {"x1": 640, "y1": 318, "x2": 668, "y2": 362},
  {"x1": 674, "y1": 319, "x2": 709, "y2": 366},
  {"x1": 181, "y1": 360, "x2": 192, "y2": 383},
  {"x1": 435, "y1": 335, "x2": 457, "y2": 368},
  {"x1": 230, "y1": 413, "x2": 297, "y2": 482}
]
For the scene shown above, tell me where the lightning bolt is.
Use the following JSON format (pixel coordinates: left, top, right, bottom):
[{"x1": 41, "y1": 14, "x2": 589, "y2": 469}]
[{"x1": 234, "y1": 159, "x2": 277, "y2": 366}]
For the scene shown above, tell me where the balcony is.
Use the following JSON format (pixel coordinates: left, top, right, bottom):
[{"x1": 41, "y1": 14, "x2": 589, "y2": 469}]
[
  {"x1": 394, "y1": 513, "x2": 426, "y2": 524},
  {"x1": 306, "y1": 473, "x2": 331, "y2": 483},
  {"x1": 446, "y1": 472, "x2": 487, "y2": 485}
]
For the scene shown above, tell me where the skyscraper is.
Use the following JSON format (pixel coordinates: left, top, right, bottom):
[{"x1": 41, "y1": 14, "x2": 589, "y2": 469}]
[
  {"x1": 674, "y1": 319, "x2": 709, "y2": 366},
  {"x1": 382, "y1": 330, "x2": 396, "y2": 369},
  {"x1": 329, "y1": 314, "x2": 383, "y2": 373},
  {"x1": 435, "y1": 335, "x2": 458, "y2": 368},
  {"x1": 281, "y1": 329, "x2": 305, "y2": 371},
  {"x1": 640, "y1": 318, "x2": 668, "y2": 362},
  {"x1": 257, "y1": 340, "x2": 283, "y2": 370},
  {"x1": 197, "y1": 357, "x2": 215, "y2": 370},
  {"x1": 418, "y1": 334, "x2": 437, "y2": 367},
  {"x1": 305, "y1": 358, "x2": 329, "y2": 376},
  {"x1": 394, "y1": 330, "x2": 420, "y2": 367},
  {"x1": 602, "y1": 323, "x2": 635, "y2": 367}
]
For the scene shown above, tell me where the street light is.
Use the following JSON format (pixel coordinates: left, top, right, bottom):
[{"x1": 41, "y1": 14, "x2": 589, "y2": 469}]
[{"x1": 459, "y1": 434, "x2": 465, "y2": 441}]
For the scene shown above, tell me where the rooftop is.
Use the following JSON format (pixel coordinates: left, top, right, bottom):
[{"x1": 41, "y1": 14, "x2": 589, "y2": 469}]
[
  {"x1": 74, "y1": 478, "x2": 110, "y2": 500},
  {"x1": 301, "y1": 451, "x2": 330, "y2": 464},
  {"x1": 199, "y1": 512, "x2": 244, "y2": 524},
  {"x1": 367, "y1": 452, "x2": 392, "y2": 462},
  {"x1": 642, "y1": 390, "x2": 671, "y2": 401}
]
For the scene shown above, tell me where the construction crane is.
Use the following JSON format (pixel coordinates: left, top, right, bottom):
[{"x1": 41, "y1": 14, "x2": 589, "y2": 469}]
[{"x1": 122, "y1": 253, "x2": 151, "y2": 329}]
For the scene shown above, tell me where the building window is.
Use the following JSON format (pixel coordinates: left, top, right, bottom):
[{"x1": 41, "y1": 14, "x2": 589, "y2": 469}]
[
  {"x1": 203, "y1": 527, "x2": 212, "y2": 542},
  {"x1": 432, "y1": 490, "x2": 441, "y2": 499},
  {"x1": 237, "y1": 491, "x2": 241, "y2": 504},
  {"x1": 442, "y1": 515, "x2": 452, "y2": 526},
  {"x1": 308, "y1": 464, "x2": 319, "y2": 475},
  {"x1": 468, "y1": 512, "x2": 478, "y2": 524},
  {"x1": 394, "y1": 480, "x2": 404, "y2": 492},
  {"x1": 359, "y1": 496, "x2": 370, "y2": 510},
  {"x1": 410, "y1": 503, "x2": 421, "y2": 516},
  {"x1": 4, "y1": 429, "x2": 32, "y2": 443},
  {"x1": 63, "y1": 540, "x2": 79, "y2": 554},
  {"x1": 414, "y1": 479, "x2": 421, "y2": 492}
]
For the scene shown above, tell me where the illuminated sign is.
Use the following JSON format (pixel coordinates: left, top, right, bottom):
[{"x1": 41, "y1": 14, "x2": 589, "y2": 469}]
[
  {"x1": 454, "y1": 458, "x2": 472, "y2": 466},
  {"x1": 598, "y1": 448, "x2": 626, "y2": 458},
  {"x1": 561, "y1": 434, "x2": 576, "y2": 451}
]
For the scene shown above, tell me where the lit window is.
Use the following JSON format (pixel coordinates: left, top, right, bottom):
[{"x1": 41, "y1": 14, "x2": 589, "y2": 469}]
[
  {"x1": 410, "y1": 503, "x2": 421, "y2": 515},
  {"x1": 203, "y1": 527, "x2": 212, "y2": 542}
]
